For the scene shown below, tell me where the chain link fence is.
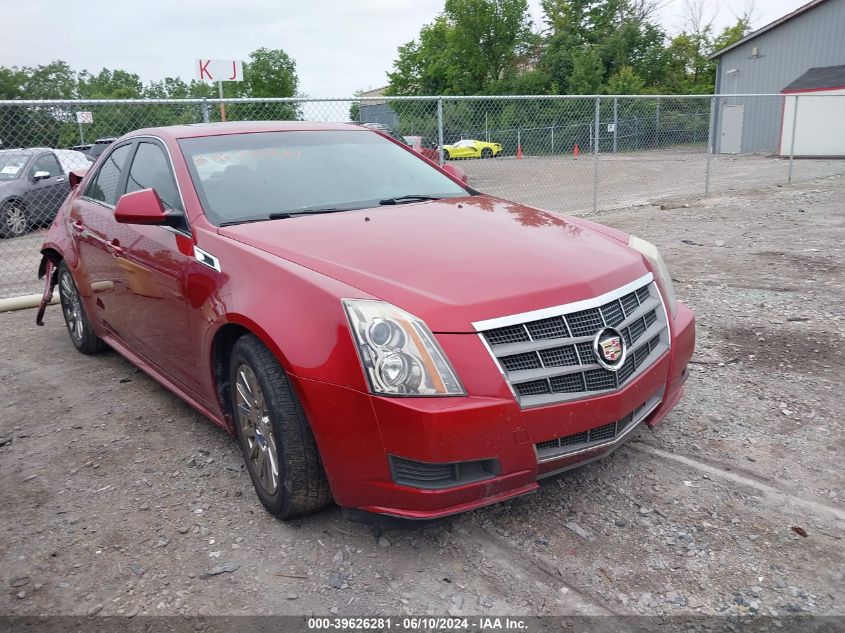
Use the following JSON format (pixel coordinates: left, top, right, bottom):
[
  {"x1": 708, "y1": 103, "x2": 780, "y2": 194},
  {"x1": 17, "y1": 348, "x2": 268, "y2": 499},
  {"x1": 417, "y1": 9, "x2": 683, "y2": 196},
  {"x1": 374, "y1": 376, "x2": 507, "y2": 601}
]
[{"x1": 1, "y1": 94, "x2": 843, "y2": 299}]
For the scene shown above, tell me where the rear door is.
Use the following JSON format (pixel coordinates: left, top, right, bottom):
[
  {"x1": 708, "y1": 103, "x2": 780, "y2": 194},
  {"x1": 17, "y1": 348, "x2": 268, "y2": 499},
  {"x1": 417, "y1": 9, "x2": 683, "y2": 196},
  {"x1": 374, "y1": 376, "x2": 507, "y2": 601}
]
[{"x1": 72, "y1": 141, "x2": 135, "y2": 328}]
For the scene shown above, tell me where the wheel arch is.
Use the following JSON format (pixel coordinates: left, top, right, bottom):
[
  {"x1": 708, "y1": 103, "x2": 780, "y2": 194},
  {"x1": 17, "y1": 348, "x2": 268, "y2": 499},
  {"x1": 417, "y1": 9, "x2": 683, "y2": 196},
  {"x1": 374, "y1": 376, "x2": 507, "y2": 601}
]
[
  {"x1": 209, "y1": 315, "x2": 297, "y2": 435},
  {"x1": 1, "y1": 196, "x2": 26, "y2": 208}
]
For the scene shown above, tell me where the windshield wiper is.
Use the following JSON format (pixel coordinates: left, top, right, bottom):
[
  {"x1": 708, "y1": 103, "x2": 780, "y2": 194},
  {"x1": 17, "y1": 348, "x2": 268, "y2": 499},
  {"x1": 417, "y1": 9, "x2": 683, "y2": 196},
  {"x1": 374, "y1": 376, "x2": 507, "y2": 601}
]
[
  {"x1": 269, "y1": 208, "x2": 347, "y2": 218},
  {"x1": 378, "y1": 195, "x2": 442, "y2": 205},
  {"x1": 219, "y1": 208, "x2": 347, "y2": 226}
]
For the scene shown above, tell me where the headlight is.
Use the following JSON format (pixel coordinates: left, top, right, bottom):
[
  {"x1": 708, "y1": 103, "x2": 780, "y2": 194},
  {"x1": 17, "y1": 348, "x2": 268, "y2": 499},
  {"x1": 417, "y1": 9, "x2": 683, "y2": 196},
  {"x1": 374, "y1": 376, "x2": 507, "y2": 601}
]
[
  {"x1": 343, "y1": 299, "x2": 465, "y2": 396},
  {"x1": 628, "y1": 235, "x2": 677, "y2": 316}
]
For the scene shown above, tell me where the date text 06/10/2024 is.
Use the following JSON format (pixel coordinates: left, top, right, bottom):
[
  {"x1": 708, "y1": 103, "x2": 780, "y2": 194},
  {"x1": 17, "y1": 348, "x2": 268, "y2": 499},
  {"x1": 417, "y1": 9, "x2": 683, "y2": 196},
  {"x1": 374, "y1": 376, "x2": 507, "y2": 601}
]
[{"x1": 306, "y1": 617, "x2": 529, "y2": 630}]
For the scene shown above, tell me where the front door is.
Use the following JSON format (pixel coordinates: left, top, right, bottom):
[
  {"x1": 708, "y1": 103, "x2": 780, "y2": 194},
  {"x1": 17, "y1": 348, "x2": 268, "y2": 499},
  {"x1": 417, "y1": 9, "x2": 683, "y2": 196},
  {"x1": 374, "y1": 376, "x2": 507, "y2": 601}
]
[{"x1": 105, "y1": 140, "x2": 201, "y2": 394}]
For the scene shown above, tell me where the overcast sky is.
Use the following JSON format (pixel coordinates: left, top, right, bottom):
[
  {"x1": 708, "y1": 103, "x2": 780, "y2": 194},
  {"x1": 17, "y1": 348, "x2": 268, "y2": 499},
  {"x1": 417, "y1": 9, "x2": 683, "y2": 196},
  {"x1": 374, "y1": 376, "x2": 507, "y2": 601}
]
[{"x1": 7, "y1": 0, "x2": 810, "y2": 97}]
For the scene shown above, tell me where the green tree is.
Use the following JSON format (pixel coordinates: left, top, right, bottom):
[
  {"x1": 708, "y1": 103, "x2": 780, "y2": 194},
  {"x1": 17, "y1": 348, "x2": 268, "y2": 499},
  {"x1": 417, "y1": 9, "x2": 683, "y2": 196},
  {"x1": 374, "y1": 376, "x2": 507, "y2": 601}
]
[
  {"x1": 349, "y1": 89, "x2": 364, "y2": 122},
  {"x1": 387, "y1": 0, "x2": 532, "y2": 96},
  {"x1": 0, "y1": 67, "x2": 27, "y2": 99},
  {"x1": 78, "y1": 68, "x2": 144, "y2": 99},
  {"x1": 605, "y1": 64, "x2": 646, "y2": 94},
  {"x1": 568, "y1": 47, "x2": 603, "y2": 94},
  {"x1": 22, "y1": 61, "x2": 77, "y2": 99},
  {"x1": 239, "y1": 47, "x2": 299, "y2": 98},
  {"x1": 712, "y1": 13, "x2": 752, "y2": 53}
]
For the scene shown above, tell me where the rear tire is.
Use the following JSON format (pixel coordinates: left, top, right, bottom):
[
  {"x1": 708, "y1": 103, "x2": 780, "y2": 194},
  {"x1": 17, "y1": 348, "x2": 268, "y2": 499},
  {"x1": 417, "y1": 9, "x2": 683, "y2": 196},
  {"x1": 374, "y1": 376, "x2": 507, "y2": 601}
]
[
  {"x1": 442, "y1": 150, "x2": 450, "y2": 161},
  {"x1": 57, "y1": 261, "x2": 106, "y2": 355},
  {"x1": 1, "y1": 201, "x2": 29, "y2": 238},
  {"x1": 229, "y1": 334, "x2": 331, "y2": 519}
]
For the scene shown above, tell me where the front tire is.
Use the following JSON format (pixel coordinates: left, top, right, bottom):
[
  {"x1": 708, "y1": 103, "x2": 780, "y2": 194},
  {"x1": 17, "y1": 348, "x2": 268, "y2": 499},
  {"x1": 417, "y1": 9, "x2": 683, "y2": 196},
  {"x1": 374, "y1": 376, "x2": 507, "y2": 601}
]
[
  {"x1": 481, "y1": 147, "x2": 493, "y2": 159},
  {"x1": 229, "y1": 335, "x2": 331, "y2": 519},
  {"x1": 1, "y1": 201, "x2": 29, "y2": 238},
  {"x1": 58, "y1": 262, "x2": 106, "y2": 354}
]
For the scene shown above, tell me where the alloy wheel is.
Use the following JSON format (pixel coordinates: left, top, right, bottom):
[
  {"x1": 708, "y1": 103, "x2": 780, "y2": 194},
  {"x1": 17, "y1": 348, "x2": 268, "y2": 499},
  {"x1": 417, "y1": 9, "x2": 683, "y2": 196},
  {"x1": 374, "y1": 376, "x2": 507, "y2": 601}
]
[
  {"x1": 235, "y1": 364, "x2": 280, "y2": 495},
  {"x1": 3, "y1": 204, "x2": 27, "y2": 237},
  {"x1": 59, "y1": 271, "x2": 84, "y2": 343}
]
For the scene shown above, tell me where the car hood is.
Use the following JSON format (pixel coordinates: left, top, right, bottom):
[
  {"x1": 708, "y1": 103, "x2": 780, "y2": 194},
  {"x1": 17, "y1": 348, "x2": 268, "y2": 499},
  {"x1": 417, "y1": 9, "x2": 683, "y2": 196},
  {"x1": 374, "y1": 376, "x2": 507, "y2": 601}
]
[{"x1": 218, "y1": 195, "x2": 649, "y2": 332}]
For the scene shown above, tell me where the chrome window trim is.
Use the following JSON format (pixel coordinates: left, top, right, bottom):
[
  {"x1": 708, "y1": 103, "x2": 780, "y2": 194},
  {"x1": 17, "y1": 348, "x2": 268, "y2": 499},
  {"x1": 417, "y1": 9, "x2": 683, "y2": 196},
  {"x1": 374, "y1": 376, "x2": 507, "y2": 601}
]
[
  {"x1": 80, "y1": 135, "x2": 188, "y2": 221},
  {"x1": 80, "y1": 139, "x2": 134, "y2": 206},
  {"x1": 472, "y1": 272, "x2": 654, "y2": 332},
  {"x1": 126, "y1": 135, "x2": 189, "y2": 216}
]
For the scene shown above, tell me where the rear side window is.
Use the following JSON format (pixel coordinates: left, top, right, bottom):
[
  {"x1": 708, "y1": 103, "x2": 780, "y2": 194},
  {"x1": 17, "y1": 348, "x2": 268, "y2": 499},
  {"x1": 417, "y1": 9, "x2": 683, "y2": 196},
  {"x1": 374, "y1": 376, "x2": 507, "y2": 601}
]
[
  {"x1": 31, "y1": 153, "x2": 63, "y2": 177},
  {"x1": 85, "y1": 144, "x2": 132, "y2": 206},
  {"x1": 125, "y1": 142, "x2": 182, "y2": 211},
  {"x1": 88, "y1": 142, "x2": 112, "y2": 159}
]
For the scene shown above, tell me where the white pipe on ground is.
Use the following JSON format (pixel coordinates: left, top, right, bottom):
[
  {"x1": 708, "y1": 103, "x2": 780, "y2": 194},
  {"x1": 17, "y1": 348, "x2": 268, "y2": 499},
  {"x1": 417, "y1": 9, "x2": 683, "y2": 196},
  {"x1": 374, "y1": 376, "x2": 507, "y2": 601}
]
[{"x1": 0, "y1": 291, "x2": 58, "y2": 313}]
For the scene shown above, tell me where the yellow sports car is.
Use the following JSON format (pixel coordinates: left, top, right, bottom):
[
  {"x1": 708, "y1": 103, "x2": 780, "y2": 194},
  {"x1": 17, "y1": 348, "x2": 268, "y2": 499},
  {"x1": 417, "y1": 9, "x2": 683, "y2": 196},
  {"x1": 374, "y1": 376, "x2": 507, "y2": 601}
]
[{"x1": 441, "y1": 139, "x2": 503, "y2": 160}]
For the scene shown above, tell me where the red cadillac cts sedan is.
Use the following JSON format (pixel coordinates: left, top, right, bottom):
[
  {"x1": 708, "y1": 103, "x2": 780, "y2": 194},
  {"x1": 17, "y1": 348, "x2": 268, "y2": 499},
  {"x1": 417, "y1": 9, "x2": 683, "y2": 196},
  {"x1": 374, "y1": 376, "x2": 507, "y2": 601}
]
[{"x1": 37, "y1": 121, "x2": 695, "y2": 520}]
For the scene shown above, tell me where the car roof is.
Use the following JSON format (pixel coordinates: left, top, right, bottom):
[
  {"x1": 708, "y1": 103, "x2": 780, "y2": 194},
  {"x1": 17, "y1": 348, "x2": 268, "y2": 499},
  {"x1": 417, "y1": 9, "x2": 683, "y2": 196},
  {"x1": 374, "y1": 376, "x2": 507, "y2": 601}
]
[
  {"x1": 0, "y1": 147, "x2": 50, "y2": 156},
  {"x1": 127, "y1": 120, "x2": 364, "y2": 141}
]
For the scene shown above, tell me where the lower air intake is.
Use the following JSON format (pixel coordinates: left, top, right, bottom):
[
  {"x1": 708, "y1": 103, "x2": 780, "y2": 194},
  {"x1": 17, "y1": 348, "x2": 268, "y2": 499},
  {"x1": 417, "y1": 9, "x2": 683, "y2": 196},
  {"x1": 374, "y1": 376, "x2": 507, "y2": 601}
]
[{"x1": 388, "y1": 455, "x2": 500, "y2": 490}]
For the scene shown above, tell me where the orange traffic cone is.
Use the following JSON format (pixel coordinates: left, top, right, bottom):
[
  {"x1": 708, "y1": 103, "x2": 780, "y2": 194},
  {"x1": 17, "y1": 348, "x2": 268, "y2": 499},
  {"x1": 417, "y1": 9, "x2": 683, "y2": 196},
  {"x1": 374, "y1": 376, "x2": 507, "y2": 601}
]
[
  {"x1": 573, "y1": 143, "x2": 580, "y2": 160},
  {"x1": 516, "y1": 144, "x2": 523, "y2": 160}
]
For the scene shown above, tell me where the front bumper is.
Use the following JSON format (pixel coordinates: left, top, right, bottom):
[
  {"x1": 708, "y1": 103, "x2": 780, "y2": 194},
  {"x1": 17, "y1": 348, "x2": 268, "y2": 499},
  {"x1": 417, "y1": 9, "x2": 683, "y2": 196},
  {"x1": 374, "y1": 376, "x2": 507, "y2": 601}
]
[{"x1": 296, "y1": 303, "x2": 695, "y2": 519}]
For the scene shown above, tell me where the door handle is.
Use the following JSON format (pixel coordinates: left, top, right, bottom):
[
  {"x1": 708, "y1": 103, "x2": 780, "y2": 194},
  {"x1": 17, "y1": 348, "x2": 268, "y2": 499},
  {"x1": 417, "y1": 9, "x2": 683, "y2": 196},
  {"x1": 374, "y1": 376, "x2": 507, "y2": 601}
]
[
  {"x1": 107, "y1": 239, "x2": 125, "y2": 256},
  {"x1": 56, "y1": 177, "x2": 66, "y2": 183}
]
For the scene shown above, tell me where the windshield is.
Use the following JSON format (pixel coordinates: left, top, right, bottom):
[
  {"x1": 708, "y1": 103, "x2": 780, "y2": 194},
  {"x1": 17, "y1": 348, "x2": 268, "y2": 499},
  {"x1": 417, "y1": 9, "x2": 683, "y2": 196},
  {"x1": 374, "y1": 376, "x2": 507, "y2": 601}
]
[
  {"x1": 0, "y1": 154, "x2": 28, "y2": 181},
  {"x1": 178, "y1": 130, "x2": 470, "y2": 225}
]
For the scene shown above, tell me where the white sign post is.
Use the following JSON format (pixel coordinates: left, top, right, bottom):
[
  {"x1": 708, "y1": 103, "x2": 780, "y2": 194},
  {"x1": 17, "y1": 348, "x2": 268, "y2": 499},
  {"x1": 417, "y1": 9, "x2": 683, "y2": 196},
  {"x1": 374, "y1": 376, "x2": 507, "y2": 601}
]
[
  {"x1": 75, "y1": 111, "x2": 93, "y2": 144},
  {"x1": 196, "y1": 59, "x2": 244, "y2": 122}
]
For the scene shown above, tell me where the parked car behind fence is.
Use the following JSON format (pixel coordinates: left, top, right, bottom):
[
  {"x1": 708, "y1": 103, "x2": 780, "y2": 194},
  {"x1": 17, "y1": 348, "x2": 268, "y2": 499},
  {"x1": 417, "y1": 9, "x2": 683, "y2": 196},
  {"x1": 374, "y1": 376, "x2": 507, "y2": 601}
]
[{"x1": 0, "y1": 148, "x2": 90, "y2": 238}]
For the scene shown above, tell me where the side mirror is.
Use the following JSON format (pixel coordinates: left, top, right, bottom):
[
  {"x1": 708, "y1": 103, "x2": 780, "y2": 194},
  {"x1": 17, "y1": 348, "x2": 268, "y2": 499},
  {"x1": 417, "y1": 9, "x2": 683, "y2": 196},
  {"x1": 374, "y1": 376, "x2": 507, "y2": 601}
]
[
  {"x1": 115, "y1": 188, "x2": 183, "y2": 226},
  {"x1": 442, "y1": 163, "x2": 468, "y2": 184},
  {"x1": 32, "y1": 170, "x2": 51, "y2": 181}
]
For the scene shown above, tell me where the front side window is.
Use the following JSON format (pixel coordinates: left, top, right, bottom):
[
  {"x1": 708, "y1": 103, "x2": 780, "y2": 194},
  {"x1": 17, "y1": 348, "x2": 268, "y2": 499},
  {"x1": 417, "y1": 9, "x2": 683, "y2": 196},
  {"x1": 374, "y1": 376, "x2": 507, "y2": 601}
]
[
  {"x1": 125, "y1": 142, "x2": 182, "y2": 211},
  {"x1": 31, "y1": 153, "x2": 63, "y2": 178},
  {"x1": 179, "y1": 130, "x2": 469, "y2": 226},
  {"x1": 85, "y1": 144, "x2": 132, "y2": 206}
]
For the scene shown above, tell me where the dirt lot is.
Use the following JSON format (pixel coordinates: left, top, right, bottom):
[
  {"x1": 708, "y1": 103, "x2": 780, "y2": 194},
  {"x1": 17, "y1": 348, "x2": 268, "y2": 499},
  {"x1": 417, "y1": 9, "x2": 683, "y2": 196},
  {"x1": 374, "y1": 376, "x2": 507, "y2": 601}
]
[
  {"x1": 462, "y1": 149, "x2": 845, "y2": 215},
  {"x1": 1, "y1": 175, "x2": 843, "y2": 620}
]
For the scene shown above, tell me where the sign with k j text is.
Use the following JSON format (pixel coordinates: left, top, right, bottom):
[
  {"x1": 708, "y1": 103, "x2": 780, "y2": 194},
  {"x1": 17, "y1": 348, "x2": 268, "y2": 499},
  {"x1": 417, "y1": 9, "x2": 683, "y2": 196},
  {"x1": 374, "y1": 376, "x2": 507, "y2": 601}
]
[{"x1": 196, "y1": 59, "x2": 244, "y2": 82}]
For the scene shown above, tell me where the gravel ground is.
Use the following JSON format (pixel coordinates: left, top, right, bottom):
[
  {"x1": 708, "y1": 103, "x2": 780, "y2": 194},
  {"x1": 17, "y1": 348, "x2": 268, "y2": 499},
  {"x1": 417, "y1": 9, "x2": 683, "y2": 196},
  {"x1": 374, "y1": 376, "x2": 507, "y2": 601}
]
[{"x1": 1, "y1": 175, "x2": 843, "y2": 620}]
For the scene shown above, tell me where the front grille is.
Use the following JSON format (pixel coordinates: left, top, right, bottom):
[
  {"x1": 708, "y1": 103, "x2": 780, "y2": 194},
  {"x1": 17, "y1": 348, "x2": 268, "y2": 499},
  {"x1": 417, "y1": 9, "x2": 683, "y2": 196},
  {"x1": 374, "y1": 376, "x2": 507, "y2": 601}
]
[
  {"x1": 388, "y1": 455, "x2": 499, "y2": 490},
  {"x1": 535, "y1": 391, "x2": 662, "y2": 462},
  {"x1": 477, "y1": 275, "x2": 670, "y2": 408}
]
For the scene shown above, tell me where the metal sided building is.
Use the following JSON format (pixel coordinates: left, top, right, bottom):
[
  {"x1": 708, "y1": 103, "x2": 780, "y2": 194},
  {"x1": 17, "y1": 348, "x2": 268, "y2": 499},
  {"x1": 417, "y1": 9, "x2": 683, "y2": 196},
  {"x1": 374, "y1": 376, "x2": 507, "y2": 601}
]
[{"x1": 710, "y1": 0, "x2": 845, "y2": 154}]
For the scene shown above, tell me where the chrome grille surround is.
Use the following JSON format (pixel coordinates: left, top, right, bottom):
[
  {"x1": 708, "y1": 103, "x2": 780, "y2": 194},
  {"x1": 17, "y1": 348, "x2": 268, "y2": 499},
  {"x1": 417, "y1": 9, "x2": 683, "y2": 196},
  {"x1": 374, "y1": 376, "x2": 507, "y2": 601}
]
[{"x1": 473, "y1": 273, "x2": 671, "y2": 408}]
